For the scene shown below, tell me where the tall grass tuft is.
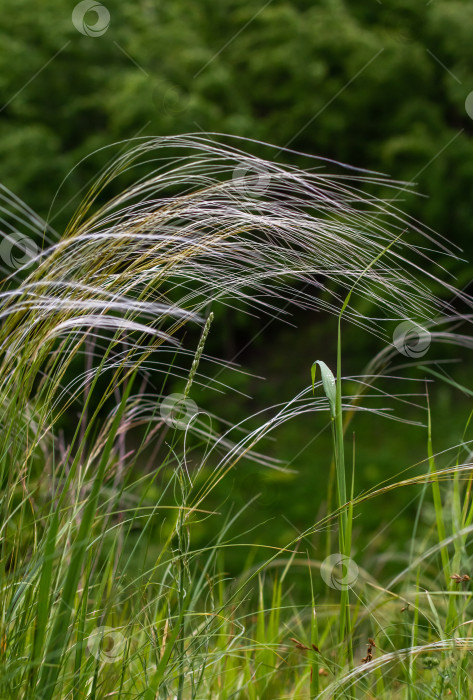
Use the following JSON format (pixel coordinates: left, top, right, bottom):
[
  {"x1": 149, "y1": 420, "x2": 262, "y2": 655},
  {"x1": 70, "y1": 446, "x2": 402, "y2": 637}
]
[{"x1": 0, "y1": 133, "x2": 472, "y2": 698}]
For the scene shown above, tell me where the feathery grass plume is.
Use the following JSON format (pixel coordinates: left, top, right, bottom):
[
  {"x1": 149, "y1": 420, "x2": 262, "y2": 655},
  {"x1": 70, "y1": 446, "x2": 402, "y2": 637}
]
[{"x1": 0, "y1": 133, "x2": 469, "y2": 452}]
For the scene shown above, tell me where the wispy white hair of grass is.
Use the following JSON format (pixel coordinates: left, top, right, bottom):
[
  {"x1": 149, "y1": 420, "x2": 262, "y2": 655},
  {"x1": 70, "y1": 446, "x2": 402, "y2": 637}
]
[
  {"x1": 0, "y1": 133, "x2": 471, "y2": 432},
  {"x1": 318, "y1": 637, "x2": 473, "y2": 699}
]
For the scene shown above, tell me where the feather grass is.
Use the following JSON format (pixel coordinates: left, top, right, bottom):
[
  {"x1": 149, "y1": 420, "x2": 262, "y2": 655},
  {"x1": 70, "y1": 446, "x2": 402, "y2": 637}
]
[{"x1": 0, "y1": 134, "x2": 472, "y2": 698}]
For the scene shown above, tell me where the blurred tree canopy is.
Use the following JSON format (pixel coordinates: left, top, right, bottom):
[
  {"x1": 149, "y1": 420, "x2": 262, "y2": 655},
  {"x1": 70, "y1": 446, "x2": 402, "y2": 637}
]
[{"x1": 0, "y1": 0, "x2": 472, "y2": 273}]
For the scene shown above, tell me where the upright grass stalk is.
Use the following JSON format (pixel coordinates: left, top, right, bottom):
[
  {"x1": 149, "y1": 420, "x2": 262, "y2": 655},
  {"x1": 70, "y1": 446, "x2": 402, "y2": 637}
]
[{"x1": 313, "y1": 236, "x2": 403, "y2": 666}]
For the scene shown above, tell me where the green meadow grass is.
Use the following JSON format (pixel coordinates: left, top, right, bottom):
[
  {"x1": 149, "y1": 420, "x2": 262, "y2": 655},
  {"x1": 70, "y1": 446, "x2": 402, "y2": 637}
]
[{"x1": 1, "y1": 135, "x2": 473, "y2": 698}]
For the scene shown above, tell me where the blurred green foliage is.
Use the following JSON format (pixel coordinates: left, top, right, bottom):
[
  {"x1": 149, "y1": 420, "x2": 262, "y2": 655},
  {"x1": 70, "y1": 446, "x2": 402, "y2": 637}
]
[{"x1": 0, "y1": 0, "x2": 472, "y2": 270}]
